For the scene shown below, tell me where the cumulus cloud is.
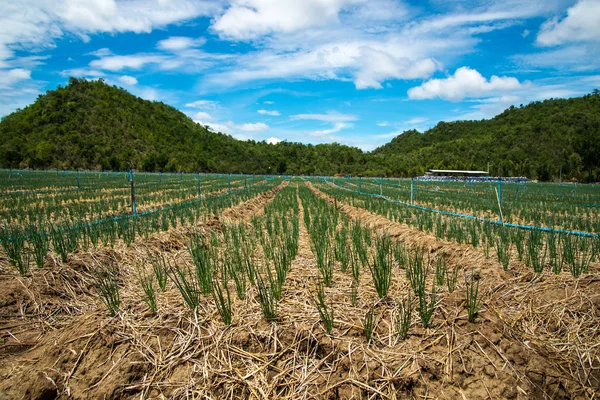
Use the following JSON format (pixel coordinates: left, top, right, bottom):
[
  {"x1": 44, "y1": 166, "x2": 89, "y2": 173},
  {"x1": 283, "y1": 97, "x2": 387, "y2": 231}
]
[
  {"x1": 266, "y1": 137, "x2": 282, "y2": 144},
  {"x1": 157, "y1": 36, "x2": 207, "y2": 51},
  {"x1": 258, "y1": 109, "x2": 280, "y2": 116},
  {"x1": 237, "y1": 122, "x2": 269, "y2": 132},
  {"x1": 55, "y1": 0, "x2": 219, "y2": 38},
  {"x1": 203, "y1": 39, "x2": 443, "y2": 90},
  {"x1": 118, "y1": 75, "x2": 138, "y2": 85},
  {"x1": 193, "y1": 111, "x2": 213, "y2": 121},
  {"x1": 407, "y1": 67, "x2": 524, "y2": 101},
  {"x1": 537, "y1": 0, "x2": 600, "y2": 46},
  {"x1": 0, "y1": 68, "x2": 31, "y2": 89},
  {"x1": 212, "y1": 0, "x2": 360, "y2": 40}
]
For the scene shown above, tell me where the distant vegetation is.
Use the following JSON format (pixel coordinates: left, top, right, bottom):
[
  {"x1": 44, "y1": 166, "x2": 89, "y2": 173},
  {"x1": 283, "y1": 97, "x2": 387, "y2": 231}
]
[{"x1": 1, "y1": 78, "x2": 598, "y2": 181}]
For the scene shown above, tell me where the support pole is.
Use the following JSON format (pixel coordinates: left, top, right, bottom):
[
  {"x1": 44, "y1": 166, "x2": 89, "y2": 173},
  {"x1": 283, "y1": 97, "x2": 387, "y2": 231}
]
[
  {"x1": 495, "y1": 187, "x2": 503, "y2": 225},
  {"x1": 411, "y1": 179, "x2": 415, "y2": 205},
  {"x1": 228, "y1": 174, "x2": 231, "y2": 194},
  {"x1": 380, "y1": 181, "x2": 383, "y2": 196},
  {"x1": 559, "y1": 166, "x2": 562, "y2": 184},
  {"x1": 359, "y1": 177, "x2": 362, "y2": 193},
  {"x1": 76, "y1": 170, "x2": 80, "y2": 189},
  {"x1": 497, "y1": 179, "x2": 502, "y2": 206},
  {"x1": 129, "y1": 169, "x2": 137, "y2": 216}
]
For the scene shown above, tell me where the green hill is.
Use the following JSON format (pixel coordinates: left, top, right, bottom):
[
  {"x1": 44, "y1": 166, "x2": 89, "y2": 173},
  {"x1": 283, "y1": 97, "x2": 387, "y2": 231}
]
[
  {"x1": 1, "y1": 78, "x2": 598, "y2": 181},
  {"x1": 371, "y1": 92, "x2": 600, "y2": 181}
]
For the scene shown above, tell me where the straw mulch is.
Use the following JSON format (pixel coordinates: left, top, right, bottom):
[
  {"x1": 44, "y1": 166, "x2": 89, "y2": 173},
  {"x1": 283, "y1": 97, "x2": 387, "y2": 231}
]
[{"x1": 0, "y1": 181, "x2": 597, "y2": 399}]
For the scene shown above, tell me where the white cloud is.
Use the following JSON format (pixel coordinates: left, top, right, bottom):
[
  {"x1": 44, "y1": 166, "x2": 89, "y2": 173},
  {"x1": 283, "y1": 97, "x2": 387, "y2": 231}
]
[
  {"x1": 408, "y1": 67, "x2": 524, "y2": 101},
  {"x1": 55, "y1": 0, "x2": 219, "y2": 37},
  {"x1": 60, "y1": 68, "x2": 106, "y2": 78},
  {"x1": 512, "y1": 44, "x2": 600, "y2": 71},
  {"x1": 201, "y1": 0, "x2": 566, "y2": 91},
  {"x1": 203, "y1": 38, "x2": 444, "y2": 90},
  {"x1": 198, "y1": 120, "x2": 269, "y2": 137},
  {"x1": 119, "y1": 75, "x2": 138, "y2": 85},
  {"x1": 212, "y1": 0, "x2": 361, "y2": 40},
  {"x1": 157, "y1": 36, "x2": 207, "y2": 51},
  {"x1": 266, "y1": 137, "x2": 282, "y2": 144},
  {"x1": 237, "y1": 122, "x2": 269, "y2": 132},
  {"x1": 89, "y1": 54, "x2": 168, "y2": 71},
  {"x1": 377, "y1": 121, "x2": 391, "y2": 127},
  {"x1": 290, "y1": 112, "x2": 357, "y2": 122},
  {"x1": 193, "y1": 111, "x2": 213, "y2": 121},
  {"x1": 258, "y1": 109, "x2": 280, "y2": 116},
  {"x1": 309, "y1": 122, "x2": 351, "y2": 137},
  {"x1": 406, "y1": 117, "x2": 427, "y2": 124},
  {"x1": 0, "y1": 68, "x2": 31, "y2": 89},
  {"x1": 264, "y1": 101, "x2": 275, "y2": 104},
  {"x1": 87, "y1": 48, "x2": 112, "y2": 57},
  {"x1": 537, "y1": 0, "x2": 600, "y2": 46},
  {"x1": 185, "y1": 100, "x2": 220, "y2": 109}
]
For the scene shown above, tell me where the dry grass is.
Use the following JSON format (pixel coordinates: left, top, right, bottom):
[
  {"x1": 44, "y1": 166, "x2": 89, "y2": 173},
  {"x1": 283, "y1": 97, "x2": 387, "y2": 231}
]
[{"x1": 0, "y1": 181, "x2": 597, "y2": 399}]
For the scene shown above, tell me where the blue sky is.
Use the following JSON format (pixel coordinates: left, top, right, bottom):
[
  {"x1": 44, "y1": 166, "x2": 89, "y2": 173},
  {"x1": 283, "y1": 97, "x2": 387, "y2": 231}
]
[{"x1": 1, "y1": 0, "x2": 599, "y2": 150}]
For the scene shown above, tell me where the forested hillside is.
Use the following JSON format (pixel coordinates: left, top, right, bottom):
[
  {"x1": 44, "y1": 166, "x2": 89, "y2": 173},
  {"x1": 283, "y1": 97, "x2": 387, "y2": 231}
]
[
  {"x1": 1, "y1": 78, "x2": 598, "y2": 180},
  {"x1": 372, "y1": 91, "x2": 600, "y2": 180}
]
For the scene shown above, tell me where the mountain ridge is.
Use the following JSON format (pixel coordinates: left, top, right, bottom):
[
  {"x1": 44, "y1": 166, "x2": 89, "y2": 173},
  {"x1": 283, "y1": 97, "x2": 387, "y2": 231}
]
[{"x1": 1, "y1": 78, "x2": 598, "y2": 181}]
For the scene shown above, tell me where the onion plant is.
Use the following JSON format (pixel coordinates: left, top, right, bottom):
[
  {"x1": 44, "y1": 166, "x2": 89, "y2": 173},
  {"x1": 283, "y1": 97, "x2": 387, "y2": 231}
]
[
  {"x1": 362, "y1": 305, "x2": 376, "y2": 342},
  {"x1": 149, "y1": 253, "x2": 169, "y2": 291},
  {"x1": 312, "y1": 282, "x2": 334, "y2": 334},
  {"x1": 465, "y1": 269, "x2": 480, "y2": 323},
  {"x1": 168, "y1": 263, "x2": 200, "y2": 311},
  {"x1": 93, "y1": 263, "x2": 120, "y2": 316},
  {"x1": 397, "y1": 296, "x2": 412, "y2": 340},
  {"x1": 211, "y1": 279, "x2": 232, "y2": 325},
  {"x1": 369, "y1": 234, "x2": 393, "y2": 299},
  {"x1": 188, "y1": 233, "x2": 213, "y2": 295},
  {"x1": 136, "y1": 264, "x2": 157, "y2": 313}
]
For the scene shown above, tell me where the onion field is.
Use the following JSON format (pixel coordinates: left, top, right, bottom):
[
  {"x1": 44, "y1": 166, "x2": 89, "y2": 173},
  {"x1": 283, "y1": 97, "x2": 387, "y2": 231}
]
[{"x1": 0, "y1": 171, "x2": 598, "y2": 399}]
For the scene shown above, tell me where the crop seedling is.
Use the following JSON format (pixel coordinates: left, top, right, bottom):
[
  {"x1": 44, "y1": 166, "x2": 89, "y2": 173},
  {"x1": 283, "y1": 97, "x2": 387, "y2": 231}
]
[
  {"x1": 397, "y1": 296, "x2": 412, "y2": 340},
  {"x1": 418, "y1": 283, "x2": 436, "y2": 328},
  {"x1": 350, "y1": 280, "x2": 358, "y2": 307},
  {"x1": 369, "y1": 233, "x2": 393, "y2": 298},
  {"x1": 446, "y1": 266, "x2": 459, "y2": 293},
  {"x1": 136, "y1": 264, "x2": 157, "y2": 313},
  {"x1": 255, "y1": 273, "x2": 278, "y2": 322},
  {"x1": 168, "y1": 262, "x2": 200, "y2": 311},
  {"x1": 312, "y1": 282, "x2": 334, "y2": 334},
  {"x1": 188, "y1": 233, "x2": 213, "y2": 295},
  {"x1": 362, "y1": 305, "x2": 377, "y2": 342},
  {"x1": 465, "y1": 269, "x2": 480, "y2": 323},
  {"x1": 93, "y1": 263, "x2": 120, "y2": 316},
  {"x1": 211, "y1": 279, "x2": 232, "y2": 325},
  {"x1": 434, "y1": 255, "x2": 446, "y2": 286},
  {"x1": 150, "y1": 253, "x2": 169, "y2": 291}
]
